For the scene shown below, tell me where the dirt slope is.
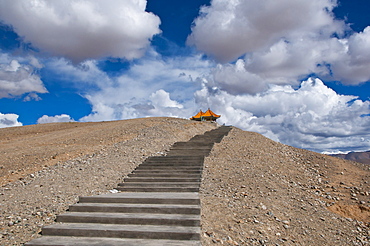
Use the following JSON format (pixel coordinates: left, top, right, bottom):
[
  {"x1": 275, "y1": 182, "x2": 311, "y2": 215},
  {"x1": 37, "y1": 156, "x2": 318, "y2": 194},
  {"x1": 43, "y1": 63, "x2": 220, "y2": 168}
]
[
  {"x1": 0, "y1": 118, "x2": 369, "y2": 245},
  {"x1": 201, "y1": 128, "x2": 369, "y2": 245}
]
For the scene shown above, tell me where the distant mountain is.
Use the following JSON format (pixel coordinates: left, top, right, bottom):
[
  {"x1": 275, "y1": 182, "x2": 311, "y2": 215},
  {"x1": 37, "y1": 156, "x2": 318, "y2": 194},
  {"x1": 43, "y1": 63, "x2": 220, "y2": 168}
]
[{"x1": 331, "y1": 151, "x2": 370, "y2": 165}]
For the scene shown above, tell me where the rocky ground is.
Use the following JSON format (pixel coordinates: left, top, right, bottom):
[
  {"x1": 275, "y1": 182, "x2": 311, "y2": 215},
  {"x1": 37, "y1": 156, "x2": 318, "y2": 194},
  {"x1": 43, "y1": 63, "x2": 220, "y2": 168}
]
[
  {"x1": 0, "y1": 117, "x2": 369, "y2": 246},
  {"x1": 0, "y1": 118, "x2": 217, "y2": 245},
  {"x1": 201, "y1": 128, "x2": 370, "y2": 245}
]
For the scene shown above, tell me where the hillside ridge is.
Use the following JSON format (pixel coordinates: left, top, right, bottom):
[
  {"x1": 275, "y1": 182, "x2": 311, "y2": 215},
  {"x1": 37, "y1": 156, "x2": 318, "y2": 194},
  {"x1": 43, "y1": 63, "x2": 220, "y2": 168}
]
[{"x1": 0, "y1": 117, "x2": 369, "y2": 245}]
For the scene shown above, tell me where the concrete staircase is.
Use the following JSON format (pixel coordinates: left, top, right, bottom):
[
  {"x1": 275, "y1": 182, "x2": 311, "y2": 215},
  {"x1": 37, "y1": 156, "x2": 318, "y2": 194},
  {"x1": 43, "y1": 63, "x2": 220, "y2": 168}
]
[{"x1": 25, "y1": 126, "x2": 232, "y2": 246}]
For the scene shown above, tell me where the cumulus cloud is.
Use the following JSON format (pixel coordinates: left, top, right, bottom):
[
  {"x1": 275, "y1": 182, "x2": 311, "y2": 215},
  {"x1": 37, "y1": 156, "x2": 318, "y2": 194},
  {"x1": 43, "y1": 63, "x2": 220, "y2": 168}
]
[
  {"x1": 188, "y1": 0, "x2": 370, "y2": 87},
  {"x1": 0, "y1": 0, "x2": 161, "y2": 63},
  {"x1": 195, "y1": 78, "x2": 370, "y2": 153},
  {"x1": 0, "y1": 112, "x2": 22, "y2": 128},
  {"x1": 45, "y1": 52, "x2": 213, "y2": 122},
  {"x1": 188, "y1": 0, "x2": 342, "y2": 62},
  {"x1": 150, "y1": 89, "x2": 184, "y2": 109},
  {"x1": 329, "y1": 27, "x2": 370, "y2": 84},
  {"x1": 0, "y1": 56, "x2": 48, "y2": 98},
  {"x1": 37, "y1": 114, "x2": 75, "y2": 124}
]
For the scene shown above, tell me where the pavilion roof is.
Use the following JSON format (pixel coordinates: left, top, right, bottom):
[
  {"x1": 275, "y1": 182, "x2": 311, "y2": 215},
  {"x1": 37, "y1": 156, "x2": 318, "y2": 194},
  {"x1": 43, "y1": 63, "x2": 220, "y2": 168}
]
[
  {"x1": 190, "y1": 110, "x2": 204, "y2": 120},
  {"x1": 190, "y1": 108, "x2": 220, "y2": 120},
  {"x1": 202, "y1": 109, "x2": 220, "y2": 118}
]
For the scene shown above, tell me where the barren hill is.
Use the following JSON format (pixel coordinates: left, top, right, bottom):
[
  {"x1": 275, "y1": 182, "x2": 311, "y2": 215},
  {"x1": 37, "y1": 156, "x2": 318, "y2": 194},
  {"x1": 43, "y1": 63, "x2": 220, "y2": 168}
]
[
  {"x1": 0, "y1": 117, "x2": 369, "y2": 245},
  {"x1": 331, "y1": 151, "x2": 370, "y2": 165}
]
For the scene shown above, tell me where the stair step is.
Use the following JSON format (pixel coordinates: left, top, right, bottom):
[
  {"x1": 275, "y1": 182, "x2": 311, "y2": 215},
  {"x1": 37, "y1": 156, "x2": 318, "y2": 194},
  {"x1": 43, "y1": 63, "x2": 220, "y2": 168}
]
[
  {"x1": 117, "y1": 182, "x2": 200, "y2": 187},
  {"x1": 124, "y1": 178, "x2": 200, "y2": 182},
  {"x1": 25, "y1": 236, "x2": 201, "y2": 246},
  {"x1": 144, "y1": 156, "x2": 204, "y2": 162},
  {"x1": 116, "y1": 187, "x2": 200, "y2": 192},
  {"x1": 139, "y1": 162, "x2": 203, "y2": 166},
  {"x1": 170, "y1": 147, "x2": 213, "y2": 150},
  {"x1": 132, "y1": 170, "x2": 202, "y2": 174},
  {"x1": 69, "y1": 203, "x2": 200, "y2": 214},
  {"x1": 78, "y1": 192, "x2": 199, "y2": 205},
  {"x1": 133, "y1": 166, "x2": 203, "y2": 173},
  {"x1": 57, "y1": 212, "x2": 200, "y2": 226},
  {"x1": 166, "y1": 153, "x2": 210, "y2": 157},
  {"x1": 172, "y1": 142, "x2": 214, "y2": 146},
  {"x1": 128, "y1": 173, "x2": 201, "y2": 178},
  {"x1": 41, "y1": 223, "x2": 200, "y2": 240},
  {"x1": 135, "y1": 165, "x2": 203, "y2": 171}
]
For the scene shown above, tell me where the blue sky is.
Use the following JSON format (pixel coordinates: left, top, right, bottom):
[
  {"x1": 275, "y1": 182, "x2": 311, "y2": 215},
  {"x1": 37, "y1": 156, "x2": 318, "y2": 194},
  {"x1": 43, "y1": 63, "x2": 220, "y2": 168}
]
[{"x1": 0, "y1": 0, "x2": 369, "y2": 154}]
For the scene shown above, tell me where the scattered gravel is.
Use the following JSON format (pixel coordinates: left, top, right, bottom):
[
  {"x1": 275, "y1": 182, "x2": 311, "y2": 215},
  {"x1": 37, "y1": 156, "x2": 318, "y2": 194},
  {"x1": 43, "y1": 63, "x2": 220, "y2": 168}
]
[
  {"x1": 1, "y1": 119, "x2": 369, "y2": 246},
  {"x1": 201, "y1": 128, "x2": 370, "y2": 246}
]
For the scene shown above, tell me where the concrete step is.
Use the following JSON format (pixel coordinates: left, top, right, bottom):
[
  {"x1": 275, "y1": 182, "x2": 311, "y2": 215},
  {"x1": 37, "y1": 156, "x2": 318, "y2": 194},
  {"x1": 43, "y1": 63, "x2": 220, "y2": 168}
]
[
  {"x1": 57, "y1": 212, "x2": 200, "y2": 226},
  {"x1": 166, "y1": 151, "x2": 211, "y2": 156},
  {"x1": 69, "y1": 203, "x2": 200, "y2": 214},
  {"x1": 25, "y1": 236, "x2": 201, "y2": 246},
  {"x1": 78, "y1": 192, "x2": 200, "y2": 205},
  {"x1": 124, "y1": 177, "x2": 200, "y2": 182},
  {"x1": 170, "y1": 146, "x2": 213, "y2": 150},
  {"x1": 132, "y1": 169, "x2": 202, "y2": 174},
  {"x1": 172, "y1": 141, "x2": 214, "y2": 146},
  {"x1": 117, "y1": 182, "x2": 200, "y2": 187},
  {"x1": 166, "y1": 150, "x2": 211, "y2": 154},
  {"x1": 144, "y1": 156, "x2": 204, "y2": 162},
  {"x1": 128, "y1": 172, "x2": 201, "y2": 178},
  {"x1": 135, "y1": 168, "x2": 203, "y2": 171},
  {"x1": 136, "y1": 164, "x2": 202, "y2": 168},
  {"x1": 116, "y1": 187, "x2": 200, "y2": 192},
  {"x1": 41, "y1": 223, "x2": 200, "y2": 240},
  {"x1": 139, "y1": 162, "x2": 203, "y2": 166}
]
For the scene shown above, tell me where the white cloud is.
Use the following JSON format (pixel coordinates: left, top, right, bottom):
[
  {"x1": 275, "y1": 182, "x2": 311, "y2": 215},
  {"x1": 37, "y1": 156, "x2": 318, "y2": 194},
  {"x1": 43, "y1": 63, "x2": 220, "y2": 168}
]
[
  {"x1": 0, "y1": 112, "x2": 22, "y2": 128},
  {"x1": 150, "y1": 89, "x2": 184, "y2": 109},
  {"x1": 37, "y1": 114, "x2": 75, "y2": 124},
  {"x1": 46, "y1": 52, "x2": 213, "y2": 122},
  {"x1": 329, "y1": 27, "x2": 370, "y2": 84},
  {"x1": 195, "y1": 78, "x2": 370, "y2": 153},
  {"x1": 0, "y1": 0, "x2": 161, "y2": 63},
  {"x1": 0, "y1": 56, "x2": 48, "y2": 98},
  {"x1": 188, "y1": 0, "x2": 370, "y2": 87},
  {"x1": 23, "y1": 92, "x2": 42, "y2": 102},
  {"x1": 209, "y1": 59, "x2": 268, "y2": 95},
  {"x1": 188, "y1": 0, "x2": 342, "y2": 63}
]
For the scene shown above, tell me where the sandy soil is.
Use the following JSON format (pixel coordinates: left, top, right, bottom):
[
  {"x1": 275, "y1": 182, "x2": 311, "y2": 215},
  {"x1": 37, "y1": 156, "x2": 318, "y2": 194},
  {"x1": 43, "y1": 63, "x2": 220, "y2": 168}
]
[{"x1": 0, "y1": 117, "x2": 369, "y2": 245}]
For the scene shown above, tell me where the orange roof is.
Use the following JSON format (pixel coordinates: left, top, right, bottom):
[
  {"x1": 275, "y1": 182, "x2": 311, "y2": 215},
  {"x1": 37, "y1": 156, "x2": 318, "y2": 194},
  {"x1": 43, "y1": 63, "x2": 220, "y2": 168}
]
[
  {"x1": 190, "y1": 110, "x2": 204, "y2": 120},
  {"x1": 190, "y1": 108, "x2": 221, "y2": 120},
  {"x1": 202, "y1": 109, "x2": 220, "y2": 118}
]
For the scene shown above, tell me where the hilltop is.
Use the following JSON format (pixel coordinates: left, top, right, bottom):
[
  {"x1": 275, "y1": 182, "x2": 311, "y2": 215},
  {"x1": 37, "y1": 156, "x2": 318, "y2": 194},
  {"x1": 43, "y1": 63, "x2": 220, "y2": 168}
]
[{"x1": 0, "y1": 117, "x2": 369, "y2": 245}]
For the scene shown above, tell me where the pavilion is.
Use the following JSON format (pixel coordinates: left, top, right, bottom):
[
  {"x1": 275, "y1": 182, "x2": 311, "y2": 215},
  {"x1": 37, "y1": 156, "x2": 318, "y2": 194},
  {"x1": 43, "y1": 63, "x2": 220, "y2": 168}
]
[{"x1": 190, "y1": 108, "x2": 220, "y2": 122}]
